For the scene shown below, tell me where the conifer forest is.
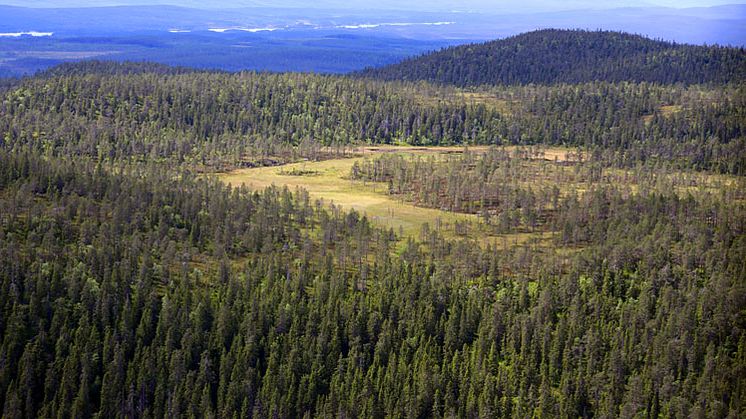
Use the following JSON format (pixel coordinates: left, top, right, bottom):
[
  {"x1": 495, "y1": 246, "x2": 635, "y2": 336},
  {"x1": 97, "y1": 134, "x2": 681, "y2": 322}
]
[{"x1": 0, "y1": 29, "x2": 744, "y2": 418}]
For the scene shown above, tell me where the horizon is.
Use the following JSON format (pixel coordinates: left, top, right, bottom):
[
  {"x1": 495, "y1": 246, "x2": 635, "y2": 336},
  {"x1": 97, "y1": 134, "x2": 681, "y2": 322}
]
[
  {"x1": 3, "y1": 0, "x2": 745, "y2": 11},
  {"x1": 1, "y1": 0, "x2": 744, "y2": 77}
]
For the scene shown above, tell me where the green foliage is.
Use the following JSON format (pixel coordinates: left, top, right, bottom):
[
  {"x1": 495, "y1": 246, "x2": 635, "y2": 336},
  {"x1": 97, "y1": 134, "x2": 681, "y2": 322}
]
[
  {"x1": 0, "y1": 145, "x2": 744, "y2": 417},
  {"x1": 0, "y1": 49, "x2": 744, "y2": 417},
  {"x1": 358, "y1": 29, "x2": 746, "y2": 86},
  {"x1": 2, "y1": 63, "x2": 744, "y2": 173}
]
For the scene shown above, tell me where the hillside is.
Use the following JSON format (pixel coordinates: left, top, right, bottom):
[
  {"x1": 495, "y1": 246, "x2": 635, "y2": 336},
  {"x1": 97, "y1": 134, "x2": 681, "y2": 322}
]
[
  {"x1": 2, "y1": 61, "x2": 744, "y2": 174},
  {"x1": 358, "y1": 29, "x2": 746, "y2": 86},
  {"x1": 0, "y1": 62, "x2": 744, "y2": 417}
]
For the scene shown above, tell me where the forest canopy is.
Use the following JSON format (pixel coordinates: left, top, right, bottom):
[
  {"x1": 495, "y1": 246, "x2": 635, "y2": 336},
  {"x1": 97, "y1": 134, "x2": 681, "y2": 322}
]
[
  {"x1": 2, "y1": 61, "x2": 745, "y2": 174},
  {"x1": 357, "y1": 29, "x2": 746, "y2": 86},
  {"x1": 1, "y1": 30, "x2": 745, "y2": 418}
]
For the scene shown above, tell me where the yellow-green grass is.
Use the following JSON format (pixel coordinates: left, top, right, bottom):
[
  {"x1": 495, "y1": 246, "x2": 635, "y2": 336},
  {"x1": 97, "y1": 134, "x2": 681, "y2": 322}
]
[
  {"x1": 217, "y1": 145, "x2": 742, "y2": 246},
  {"x1": 642, "y1": 104, "x2": 684, "y2": 125},
  {"x1": 217, "y1": 148, "x2": 565, "y2": 245},
  {"x1": 217, "y1": 146, "x2": 577, "y2": 242},
  {"x1": 411, "y1": 90, "x2": 517, "y2": 115},
  {"x1": 218, "y1": 156, "x2": 479, "y2": 239},
  {"x1": 350, "y1": 144, "x2": 580, "y2": 162}
]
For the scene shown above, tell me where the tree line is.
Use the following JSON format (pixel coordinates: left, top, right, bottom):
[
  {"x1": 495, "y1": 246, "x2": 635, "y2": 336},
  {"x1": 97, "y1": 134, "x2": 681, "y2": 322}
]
[
  {"x1": 351, "y1": 146, "x2": 745, "y2": 236},
  {"x1": 1, "y1": 62, "x2": 743, "y2": 173}
]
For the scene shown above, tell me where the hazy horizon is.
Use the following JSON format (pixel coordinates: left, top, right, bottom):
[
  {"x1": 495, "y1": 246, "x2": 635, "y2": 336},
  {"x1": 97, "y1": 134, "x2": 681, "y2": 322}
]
[
  {"x1": 3, "y1": 0, "x2": 745, "y2": 11},
  {"x1": 2, "y1": 0, "x2": 744, "y2": 77}
]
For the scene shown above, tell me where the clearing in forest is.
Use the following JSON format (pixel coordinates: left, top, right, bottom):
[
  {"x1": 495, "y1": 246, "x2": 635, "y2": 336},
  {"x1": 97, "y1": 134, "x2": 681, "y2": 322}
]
[
  {"x1": 218, "y1": 145, "x2": 743, "y2": 246},
  {"x1": 218, "y1": 152, "x2": 479, "y2": 240},
  {"x1": 218, "y1": 146, "x2": 573, "y2": 245}
]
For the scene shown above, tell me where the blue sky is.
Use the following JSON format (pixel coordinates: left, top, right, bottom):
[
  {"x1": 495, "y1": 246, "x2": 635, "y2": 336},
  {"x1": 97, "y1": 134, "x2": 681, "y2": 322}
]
[{"x1": 3, "y1": 0, "x2": 743, "y2": 10}]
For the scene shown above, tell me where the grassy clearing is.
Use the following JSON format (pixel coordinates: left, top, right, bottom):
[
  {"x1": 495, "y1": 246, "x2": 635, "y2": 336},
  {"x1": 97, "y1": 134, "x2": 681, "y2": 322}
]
[
  {"x1": 642, "y1": 104, "x2": 684, "y2": 124},
  {"x1": 411, "y1": 89, "x2": 517, "y2": 114},
  {"x1": 218, "y1": 155, "x2": 479, "y2": 239},
  {"x1": 217, "y1": 145, "x2": 743, "y2": 246},
  {"x1": 218, "y1": 146, "x2": 569, "y2": 244},
  {"x1": 351, "y1": 145, "x2": 580, "y2": 162}
]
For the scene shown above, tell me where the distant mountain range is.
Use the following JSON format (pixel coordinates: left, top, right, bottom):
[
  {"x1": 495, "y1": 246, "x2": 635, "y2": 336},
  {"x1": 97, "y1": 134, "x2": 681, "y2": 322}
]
[
  {"x1": 358, "y1": 29, "x2": 746, "y2": 85},
  {"x1": 1, "y1": 4, "x2": 745, "y2": 44},
  {"x1": 0, "y1": 4, "x2": 744, "y2": 77},
  {"x1": 0, "y1": 1, "x2": 682, "y2": 13}
]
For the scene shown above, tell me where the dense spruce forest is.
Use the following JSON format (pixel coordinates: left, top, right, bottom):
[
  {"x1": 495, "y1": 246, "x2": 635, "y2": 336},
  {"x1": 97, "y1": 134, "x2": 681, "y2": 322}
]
[
  {"x1": 0, "y1": 146, "x2": 744, "y2": 418},
  {"x1": 1, "y1": 28, "x2": 745, "y2": 418},
  {"x1": 358, "y1": 29, "x2": 746, "y2": 86},
  {"x1": 1, "y1": 61, "x2": 744, "y2": 173}
]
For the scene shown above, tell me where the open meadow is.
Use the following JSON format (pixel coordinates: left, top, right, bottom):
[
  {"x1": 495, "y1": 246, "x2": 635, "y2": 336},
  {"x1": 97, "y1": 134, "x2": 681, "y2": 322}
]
[
  {"x1": 218, "y1": 147, "x2": 481, "y2": 240},
  {"x1": 218, "y1": 145, "x2": 745, "y2": 250}
]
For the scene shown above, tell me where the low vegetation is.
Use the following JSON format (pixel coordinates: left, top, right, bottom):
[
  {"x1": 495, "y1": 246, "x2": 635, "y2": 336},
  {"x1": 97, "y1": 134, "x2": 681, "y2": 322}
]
[{"x1": 219, "y1": 150, "x2": 479, "y2": 240}]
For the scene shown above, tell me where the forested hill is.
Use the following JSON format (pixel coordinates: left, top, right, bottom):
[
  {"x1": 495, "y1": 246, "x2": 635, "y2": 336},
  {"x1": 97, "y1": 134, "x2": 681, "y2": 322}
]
[
  {"x1": 357, "y1": 29, "x2": 746, "y2": 86},
  {"x1": 37, "y1": 61, "x2": 199, "y2": 78},
  {"x1": 2, "y1": 60, "x2": 744, "y2": 174}
]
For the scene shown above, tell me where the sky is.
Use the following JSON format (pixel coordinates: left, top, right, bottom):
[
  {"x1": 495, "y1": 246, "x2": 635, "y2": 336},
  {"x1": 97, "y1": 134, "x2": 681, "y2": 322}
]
[{"x1": 2, "y1": 0, "x2": 743, "y2": 10}]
